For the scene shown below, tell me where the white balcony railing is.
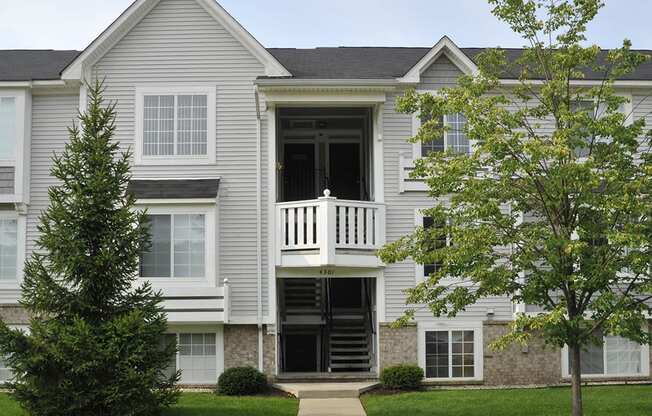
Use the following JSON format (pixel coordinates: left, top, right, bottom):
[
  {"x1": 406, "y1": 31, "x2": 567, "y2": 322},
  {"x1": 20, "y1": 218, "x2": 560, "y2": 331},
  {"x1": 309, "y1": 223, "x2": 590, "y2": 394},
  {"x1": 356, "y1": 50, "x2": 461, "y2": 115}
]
[{"x1": 276, "y1": 190, "x2": 386, "y2": 268}]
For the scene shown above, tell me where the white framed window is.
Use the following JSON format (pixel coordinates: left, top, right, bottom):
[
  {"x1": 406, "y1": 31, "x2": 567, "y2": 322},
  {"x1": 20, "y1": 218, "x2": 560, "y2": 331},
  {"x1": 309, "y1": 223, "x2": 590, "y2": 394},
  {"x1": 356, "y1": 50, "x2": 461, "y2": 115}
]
[
  {"x1": 163, "y1": 328, "x2": 224, "y2": 384},
  {"x1": 135, "y1": 86, "x2": 216, "y2": 165},
  {"x1": 414, "y1": 209, "x2": 451, "y2": 283},
  {"x1": 561, "y1": 331, "x2": 650, "y2": 378},
  {"x1": 570, "y1": 94, "x2": 632, "y2": 159},
  {"x1": 0, "y1": 325, "x2": 28, "y2": 384},
  {"x1": 137, "y1": 204, "x2": 216, "y2": 284},
  {"x1": 0, "y1": 96, "x2": 17, "y2": 163},
  {"x1": 412, "y1": 110, "x2": 471, "y2": 159},
  {"x1": 418, "y1": 322, "x2": 483, "y2": 381},
  {"x1": 0, "y1": 211, "x2": 25, "y2": 286}
]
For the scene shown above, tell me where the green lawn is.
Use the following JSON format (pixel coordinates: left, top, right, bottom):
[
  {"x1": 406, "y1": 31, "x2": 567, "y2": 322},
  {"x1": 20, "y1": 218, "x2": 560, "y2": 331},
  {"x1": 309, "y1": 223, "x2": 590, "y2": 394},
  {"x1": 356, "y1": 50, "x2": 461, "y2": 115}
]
[
  {"x1": 362, "y1": 385, "x2": 652, "y2": 416},
  {"x1": 0, "y1": 392, "x2": 298, "y2": 416}
]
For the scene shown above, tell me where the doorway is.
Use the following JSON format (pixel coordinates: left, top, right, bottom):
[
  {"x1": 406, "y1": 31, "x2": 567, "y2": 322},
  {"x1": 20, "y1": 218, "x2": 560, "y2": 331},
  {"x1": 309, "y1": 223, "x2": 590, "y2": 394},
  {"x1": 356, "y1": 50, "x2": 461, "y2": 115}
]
[{"x1": 278, "y1": 108, "x2": 372, "y2": 202}]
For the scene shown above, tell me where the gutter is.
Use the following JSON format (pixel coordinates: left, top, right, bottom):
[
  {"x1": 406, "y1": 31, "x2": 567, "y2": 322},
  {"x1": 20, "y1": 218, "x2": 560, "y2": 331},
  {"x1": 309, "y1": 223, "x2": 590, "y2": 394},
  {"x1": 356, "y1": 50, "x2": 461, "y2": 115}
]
[
  {"x1": 254, "y1": 78, "x2": 401, "y2": 88},
  {"x1": 254, "y1": 85, "x2": 264, "y2": 372}
]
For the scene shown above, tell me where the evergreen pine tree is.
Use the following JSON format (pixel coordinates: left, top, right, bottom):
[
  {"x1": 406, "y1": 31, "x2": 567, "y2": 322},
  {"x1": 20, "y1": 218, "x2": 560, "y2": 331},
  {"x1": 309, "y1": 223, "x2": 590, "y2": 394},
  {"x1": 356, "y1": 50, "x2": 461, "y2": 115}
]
[{"x1": 0, "y1": 80, "x2": 179, "y2": 416}]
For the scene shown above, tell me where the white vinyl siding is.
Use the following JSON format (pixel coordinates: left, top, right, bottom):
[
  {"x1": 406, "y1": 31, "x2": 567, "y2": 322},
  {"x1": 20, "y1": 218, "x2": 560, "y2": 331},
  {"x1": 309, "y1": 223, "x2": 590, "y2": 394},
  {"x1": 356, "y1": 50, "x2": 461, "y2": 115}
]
[
  {"x1": 140, "y1": 213, "x2": 206, "y2": 279},
  {"x1": 93, "y1": 0, "x2": 267, "y2": 319},
  {"x1": 385, "y1": 55, "x2": 515, "y2": 322},
  {"x1": 0, "y1": 97, "x2": 16, "y2": 161}
]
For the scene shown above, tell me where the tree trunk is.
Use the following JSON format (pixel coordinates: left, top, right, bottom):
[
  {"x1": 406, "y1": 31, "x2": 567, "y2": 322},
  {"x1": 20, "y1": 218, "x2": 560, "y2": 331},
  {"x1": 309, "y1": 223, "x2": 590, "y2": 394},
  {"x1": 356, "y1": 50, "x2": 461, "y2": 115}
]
[{"x1": 570, "y1": 343, "x2": 583, "y2": 416}]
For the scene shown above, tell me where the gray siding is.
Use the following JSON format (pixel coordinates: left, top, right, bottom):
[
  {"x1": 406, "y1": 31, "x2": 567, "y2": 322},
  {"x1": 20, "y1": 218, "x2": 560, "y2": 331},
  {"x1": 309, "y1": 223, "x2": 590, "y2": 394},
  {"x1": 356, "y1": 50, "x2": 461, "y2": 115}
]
[
  {"x1": 382, "y1": 56, "x2": 514, "y2": 322},
  {"x1": 28, "y1": 94, "x2": 79, "y2": 256},
  {"x1": 92, "y1": 0, "x2": 268, "y2": 320},
  {"x1": 0, "y1": 167, "x2": 14, "y2": 194}
]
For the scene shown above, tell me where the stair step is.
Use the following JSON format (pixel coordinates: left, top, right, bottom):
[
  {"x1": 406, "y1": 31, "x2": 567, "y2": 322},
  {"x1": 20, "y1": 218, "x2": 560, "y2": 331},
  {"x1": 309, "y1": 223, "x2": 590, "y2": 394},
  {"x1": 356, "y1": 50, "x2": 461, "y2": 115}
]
[
  {"x1": 331, "y1": 347, "x2": 369, "y2": 352},
  {"x1": 330, "y1": 333, "x2": 368, "y2": 338},
  {"x1": 330, "y1": 363, "x2": 372, "y2": 369},
  {"x1": 330, "y1": 355, "x2": 370, "y2": 360}
]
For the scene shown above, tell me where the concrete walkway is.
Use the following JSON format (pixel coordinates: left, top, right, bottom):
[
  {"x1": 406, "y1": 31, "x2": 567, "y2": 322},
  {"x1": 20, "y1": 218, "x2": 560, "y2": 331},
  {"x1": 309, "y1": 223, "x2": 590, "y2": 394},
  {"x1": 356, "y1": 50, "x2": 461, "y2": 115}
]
[
  {"x1": 298, "y1": 398, "x2": 366, "y2": 416},
  {"x1": 274, "y1": 381, "x2": 376, "y2": 416}
]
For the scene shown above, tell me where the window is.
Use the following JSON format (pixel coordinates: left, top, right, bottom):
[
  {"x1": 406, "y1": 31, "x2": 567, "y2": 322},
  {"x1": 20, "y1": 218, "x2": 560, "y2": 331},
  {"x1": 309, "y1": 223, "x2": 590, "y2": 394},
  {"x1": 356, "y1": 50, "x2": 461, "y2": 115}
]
[
  {"x1": 422, "y1": 216, "x2": 449, "y2": 277},
  {"x1": 163, "y1": 333, "x2": 219, "y2": 384},
  {"x1": 135, "y1": 86, "x2": 216, "y2": 164},
  {"x1": 563, "y1": 331, "x2": 649, "y2": 377},
  {"x1": 0, "y1": 355, "x2": 11, "y2": 384},
  {"x1": 0, "y1": 218, "x2": 17, "y2": 280},
  {"x1": 0, "y1": 97, "x2": 16, "y2": 161},
  {"x1": 140, "y1": 214, "x2": 206, "y2": 278},
  {"x1": 419, "y1": 324, "x2": 483, "y2": 380},
  {"x1": 416, "y1": 112, "x2": 470, "y2": 158}
]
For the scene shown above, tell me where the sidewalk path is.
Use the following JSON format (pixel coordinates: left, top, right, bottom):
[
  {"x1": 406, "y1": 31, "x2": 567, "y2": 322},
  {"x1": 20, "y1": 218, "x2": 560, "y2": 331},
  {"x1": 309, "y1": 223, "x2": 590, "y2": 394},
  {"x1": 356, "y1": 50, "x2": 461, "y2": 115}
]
[{"x1": 298, "y1": 398, "x2": 366, "y2": 416}]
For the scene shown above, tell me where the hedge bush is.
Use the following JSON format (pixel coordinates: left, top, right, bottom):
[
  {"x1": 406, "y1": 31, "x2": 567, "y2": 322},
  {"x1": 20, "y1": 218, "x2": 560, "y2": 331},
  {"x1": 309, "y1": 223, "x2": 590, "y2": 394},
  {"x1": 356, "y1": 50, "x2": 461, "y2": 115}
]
[
  {"x1": 380, "y1": 364, "x2": 424, "y2": 390},
  {"x1": 217, "y1": 367, "x2": 267, "y2": 396}
]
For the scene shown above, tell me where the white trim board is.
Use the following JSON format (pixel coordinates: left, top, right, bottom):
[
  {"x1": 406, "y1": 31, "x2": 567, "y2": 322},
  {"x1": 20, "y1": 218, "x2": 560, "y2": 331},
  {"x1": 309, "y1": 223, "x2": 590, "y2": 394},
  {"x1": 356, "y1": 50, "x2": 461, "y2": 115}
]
[{"x1": 61, "y1": 0, "x2": 290, "y2": 81}]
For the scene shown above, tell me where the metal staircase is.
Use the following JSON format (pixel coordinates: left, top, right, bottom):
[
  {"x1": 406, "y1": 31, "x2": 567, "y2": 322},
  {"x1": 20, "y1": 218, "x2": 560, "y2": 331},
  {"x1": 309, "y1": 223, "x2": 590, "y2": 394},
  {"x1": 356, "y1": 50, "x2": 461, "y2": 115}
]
[
  {"x1": 328, "y1": 309, "x2": 373, "y2": 372},
  {"x1": 279, "y1": 278, "x2": 375, "y2": 374}
]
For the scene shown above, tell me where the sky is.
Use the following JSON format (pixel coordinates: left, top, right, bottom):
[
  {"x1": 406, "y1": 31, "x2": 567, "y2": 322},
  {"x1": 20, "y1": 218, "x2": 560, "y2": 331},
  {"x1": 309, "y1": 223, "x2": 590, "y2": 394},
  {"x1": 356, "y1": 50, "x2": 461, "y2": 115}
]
[{"x1": 1, "y1": 0, "x2": 651, "y2": 51}]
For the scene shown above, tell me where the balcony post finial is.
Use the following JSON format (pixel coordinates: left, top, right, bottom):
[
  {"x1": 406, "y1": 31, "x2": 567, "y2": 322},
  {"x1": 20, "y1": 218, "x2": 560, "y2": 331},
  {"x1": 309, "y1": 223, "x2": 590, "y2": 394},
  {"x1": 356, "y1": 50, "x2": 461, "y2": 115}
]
[{"x1": 323, "y1": 189, "x2": 331, "y2": 197}]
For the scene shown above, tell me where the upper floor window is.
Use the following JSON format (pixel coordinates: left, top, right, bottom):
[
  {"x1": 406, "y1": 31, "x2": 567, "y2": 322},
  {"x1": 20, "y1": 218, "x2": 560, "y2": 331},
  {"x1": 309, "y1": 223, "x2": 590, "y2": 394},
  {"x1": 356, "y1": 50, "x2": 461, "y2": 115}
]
[
  {"x1": 415, "y1": 113, "x2": 470, "y2": 158},
  {"x1": 140, "y1": 213, "x2": 206, "y2": 279},
  {"x1": 0, "y1": 97, "x2": 16, "y2": 162},
  {"x1": 135, "y1": 86, "x2": 216, "y2": 165},
  {"x1": 422, "y1": 216, "x2": 450, "y2": 277}
]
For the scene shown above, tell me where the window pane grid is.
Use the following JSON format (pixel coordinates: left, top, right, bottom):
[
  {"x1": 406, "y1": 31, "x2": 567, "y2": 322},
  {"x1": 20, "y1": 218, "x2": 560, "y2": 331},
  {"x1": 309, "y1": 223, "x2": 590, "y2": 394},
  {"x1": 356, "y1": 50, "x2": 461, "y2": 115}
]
[
  {"x1": 425, "y1": 330, "x2": 475, "y2": 379},
  {"x1": 419, "y1": 113, "x2": 469, "y2": 156},
  {"x1": 143, "y1": 94, "x2": 208, "y2": 157},
  {"x1": 423, "y1": 217, "x2": 448, "y2": 277},
  {"x1": 178, "y1": 333, "x2": 217, "y2": 384}
]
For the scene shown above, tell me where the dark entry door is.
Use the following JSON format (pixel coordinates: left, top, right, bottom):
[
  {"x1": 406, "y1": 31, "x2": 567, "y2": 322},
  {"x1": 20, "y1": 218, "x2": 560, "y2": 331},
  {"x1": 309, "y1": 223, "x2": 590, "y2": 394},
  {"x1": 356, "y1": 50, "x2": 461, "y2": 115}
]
[
  {"x1": 284, "y1": 333, "x2": 318, "y2": 372},
  {"x1": 283, "y1": 143, "x2": 316, "y2": 201},
  {"x1": 328, "y1": 142, "x2": 361, "y2": 200}
]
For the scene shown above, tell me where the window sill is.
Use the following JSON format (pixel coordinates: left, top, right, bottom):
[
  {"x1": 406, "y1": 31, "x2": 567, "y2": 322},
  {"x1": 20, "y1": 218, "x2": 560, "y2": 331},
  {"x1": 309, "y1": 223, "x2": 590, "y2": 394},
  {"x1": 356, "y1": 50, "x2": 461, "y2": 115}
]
[
  {"x1": 423, "y1": 378, "x2": 483, "y2": 385},
  {"x1": 135, "y1": 157, "x2": 216, "y2": 167}
]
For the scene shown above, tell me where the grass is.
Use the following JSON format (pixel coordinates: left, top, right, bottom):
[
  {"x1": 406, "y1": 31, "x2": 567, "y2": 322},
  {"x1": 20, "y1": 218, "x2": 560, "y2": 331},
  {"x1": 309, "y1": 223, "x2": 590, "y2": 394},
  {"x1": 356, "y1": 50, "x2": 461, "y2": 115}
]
[
  {"x1": 362, "y1": 385, "x2": 652, "y2": 416},
  {"x1": 0, "y1": 392, "x2": 298, "y2": 416}
]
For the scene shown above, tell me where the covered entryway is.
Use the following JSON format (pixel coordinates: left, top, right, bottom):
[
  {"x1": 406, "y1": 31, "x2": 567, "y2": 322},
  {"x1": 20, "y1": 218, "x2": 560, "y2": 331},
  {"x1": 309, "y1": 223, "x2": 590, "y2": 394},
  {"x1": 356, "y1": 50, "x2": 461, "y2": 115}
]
[
  {"x1": 278, "y1": 277, "x2": 376, "y2": 375},
  {"x1": 278, "y1": 108, "x2": 373, "y2": 202}
]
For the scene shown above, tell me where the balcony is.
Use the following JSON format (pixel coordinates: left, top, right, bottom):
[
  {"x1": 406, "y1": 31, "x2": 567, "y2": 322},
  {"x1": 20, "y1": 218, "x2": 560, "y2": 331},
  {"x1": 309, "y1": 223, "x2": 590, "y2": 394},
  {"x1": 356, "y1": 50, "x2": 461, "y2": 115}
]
[{"x1": 276, "y1": 190, "x2": 385, "y2": 268}]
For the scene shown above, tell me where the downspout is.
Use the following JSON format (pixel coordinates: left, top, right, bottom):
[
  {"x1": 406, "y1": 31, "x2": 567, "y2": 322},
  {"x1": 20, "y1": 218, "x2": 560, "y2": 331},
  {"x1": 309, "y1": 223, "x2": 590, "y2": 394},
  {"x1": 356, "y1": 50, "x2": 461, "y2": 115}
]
[{"x1": 254, "y1": 85, "x2": 264, "y2": 372}]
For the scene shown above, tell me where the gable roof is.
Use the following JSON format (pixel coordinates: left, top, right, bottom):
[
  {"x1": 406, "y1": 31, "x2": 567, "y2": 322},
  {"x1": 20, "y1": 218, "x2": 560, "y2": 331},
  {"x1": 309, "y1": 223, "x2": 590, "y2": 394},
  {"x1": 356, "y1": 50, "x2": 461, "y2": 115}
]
[
  {"x1": 0, "y1": 50, "x2": 80, "y2": 82},
  {"x1": 267, "y1": 46, "x2": 652, "y2": 81},
  {"x1": 61, "y1": 0, "x2": 291, "y2": 80}
]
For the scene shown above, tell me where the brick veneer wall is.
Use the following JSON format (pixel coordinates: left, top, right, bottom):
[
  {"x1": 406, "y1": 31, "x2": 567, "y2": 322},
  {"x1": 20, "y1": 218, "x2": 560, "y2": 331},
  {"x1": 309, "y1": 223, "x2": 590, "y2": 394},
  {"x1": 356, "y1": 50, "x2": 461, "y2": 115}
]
[
  {"x1": 223, "y1": 324, "x2": 276, "y2": 377},
  {"x1": 483, "y1": 321, "x2": 562, "y2": 386},
  {"x1": 0, "y1": 305, "x2": 29, "y2": 324},
  {"x1": 378, "y1": 323, "x2": 418, "y2": 372}
]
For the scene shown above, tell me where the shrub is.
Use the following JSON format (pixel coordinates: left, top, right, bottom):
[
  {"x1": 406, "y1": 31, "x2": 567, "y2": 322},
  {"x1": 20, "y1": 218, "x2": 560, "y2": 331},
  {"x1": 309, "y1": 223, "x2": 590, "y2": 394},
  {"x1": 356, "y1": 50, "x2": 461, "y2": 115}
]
[
  {"x1": 380, "y1": 364, "x2": 424, "y2": 390},
  {"x1": 217, "y1": 367, "x2": 267, "y2": 396}
]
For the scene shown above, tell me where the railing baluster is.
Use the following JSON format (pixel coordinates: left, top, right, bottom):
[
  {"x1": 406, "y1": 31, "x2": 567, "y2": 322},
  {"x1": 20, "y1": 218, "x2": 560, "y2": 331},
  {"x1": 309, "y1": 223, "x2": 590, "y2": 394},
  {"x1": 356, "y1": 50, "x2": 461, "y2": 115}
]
[
  {"x1": 306, "y1": 206, "x2": 314, "y2": 245},
  {"x1": 357, "y1": 207, "x2": 364, "y2": 246},
  {"x1": 365, "y1": 208, "x2": 373, "y2": 246},
  {"x1": 297, "y1": 206, "x2": 305, "y2": 246}
]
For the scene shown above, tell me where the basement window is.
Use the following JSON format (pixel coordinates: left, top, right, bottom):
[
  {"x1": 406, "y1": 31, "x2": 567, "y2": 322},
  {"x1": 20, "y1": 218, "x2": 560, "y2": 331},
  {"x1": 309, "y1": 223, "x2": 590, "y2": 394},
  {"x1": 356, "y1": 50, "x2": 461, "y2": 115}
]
[{"x1": 419, "y1": 323, "x2": 483, "y2": 381}]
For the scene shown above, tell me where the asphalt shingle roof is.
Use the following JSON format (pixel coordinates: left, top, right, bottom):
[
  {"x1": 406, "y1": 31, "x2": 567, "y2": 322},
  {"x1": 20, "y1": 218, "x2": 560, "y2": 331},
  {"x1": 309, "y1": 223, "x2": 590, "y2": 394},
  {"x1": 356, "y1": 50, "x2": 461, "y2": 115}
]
[
  {"x1": 0, "y1": 50, "x2": 80, "y2": 81},
  {"x1": 3, "y1": 47, "x2": 652, "y2": 82},
  {"x1": 127, "y1": 179, "x2": 220, "y2": 199}
]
